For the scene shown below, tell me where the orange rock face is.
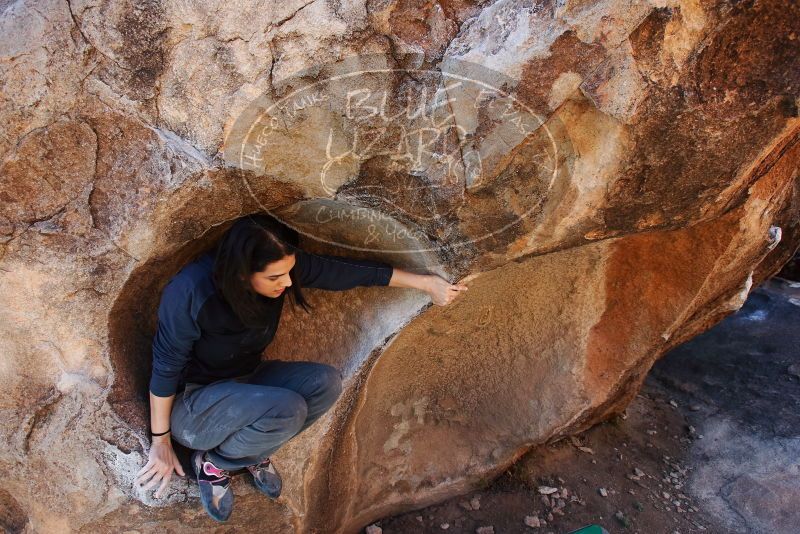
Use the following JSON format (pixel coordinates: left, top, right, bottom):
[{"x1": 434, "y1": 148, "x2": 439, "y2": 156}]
[{"x1": 1, "y1": 0, "x2": 798, "y2": 532}]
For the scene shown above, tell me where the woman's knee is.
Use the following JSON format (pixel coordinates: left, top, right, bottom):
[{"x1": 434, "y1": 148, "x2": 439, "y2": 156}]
[
  {"x1": 314, "y1": 364, "x2": 343, "y2": 401},
  {"x1": 269, "y1": 389, "x2": 308, "y2": 429}
]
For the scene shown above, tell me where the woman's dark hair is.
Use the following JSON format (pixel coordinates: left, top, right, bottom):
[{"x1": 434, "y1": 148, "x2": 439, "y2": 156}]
[{"x1": 213, "y1": 213, "x2": 312, "y2": 327}]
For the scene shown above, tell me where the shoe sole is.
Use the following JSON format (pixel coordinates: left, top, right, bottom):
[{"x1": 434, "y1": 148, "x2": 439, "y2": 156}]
[
  {"x1": 192, "y1": 451, "x2": 234, "y2": 522},
  {"x1": 247, "y1": 465, "x2": 282, "y2": 499}
]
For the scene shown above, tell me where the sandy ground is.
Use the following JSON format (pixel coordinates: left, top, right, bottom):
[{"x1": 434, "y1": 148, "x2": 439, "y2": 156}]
[{"x1": 373, "y1": 277, "x2": 800, "y2": 534}]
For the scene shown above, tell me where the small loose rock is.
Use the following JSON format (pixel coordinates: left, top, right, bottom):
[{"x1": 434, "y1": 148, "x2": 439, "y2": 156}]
[
  {"x1": 598, "y1": 487, "x2": 608, "y2": 497},
  {"x1": 366, "y1": 525, "x2": 382, "y2": 534},
  {"x1": 470, "y1": 496, "x2": 481, "y2": 510},
  {"x1": 476, "y1": 527, "x2": 494, "y2": 534},
  {"x1": 524, "y1": 515, "x2": 541, "y2": 528}
]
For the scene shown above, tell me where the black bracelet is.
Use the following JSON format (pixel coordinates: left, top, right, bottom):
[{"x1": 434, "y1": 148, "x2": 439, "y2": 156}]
[{"x1": 151, "y1": 428, "x2": 170, "y2": 437}]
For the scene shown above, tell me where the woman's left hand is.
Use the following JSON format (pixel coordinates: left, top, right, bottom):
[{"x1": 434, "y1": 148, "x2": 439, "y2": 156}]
[{"x1": 426, "y1": 275, "x2": 468, "y2": 306}]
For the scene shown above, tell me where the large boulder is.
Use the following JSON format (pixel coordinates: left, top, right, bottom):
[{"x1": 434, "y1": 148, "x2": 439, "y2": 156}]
[{"x1": 1, "y1": 0, "x2": 798, "y2": 532}]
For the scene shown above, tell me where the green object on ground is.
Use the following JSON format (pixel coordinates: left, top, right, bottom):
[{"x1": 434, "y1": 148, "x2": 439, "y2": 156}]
[{"x1": 566, "y1": 525, "x2": 610, "y2": 534}]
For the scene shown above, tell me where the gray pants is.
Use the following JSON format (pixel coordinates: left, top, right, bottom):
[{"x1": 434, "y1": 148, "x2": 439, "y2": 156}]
[{"x1": 170, "y1": 359, "x2": 343, "y2": 471}]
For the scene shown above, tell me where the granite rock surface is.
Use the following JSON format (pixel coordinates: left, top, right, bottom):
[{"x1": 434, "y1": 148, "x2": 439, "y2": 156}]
[{"x1": 1, "y1": 0, "x2": 799, "y2": 531}]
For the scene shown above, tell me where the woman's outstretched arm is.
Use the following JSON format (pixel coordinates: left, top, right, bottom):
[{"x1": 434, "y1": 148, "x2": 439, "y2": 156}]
[
  {"x1": 293, "y1": 249, "x2": 468, "y2": 306},
  {"x1": 388, "y1": 268, "x2": 468, "y2": 306}
]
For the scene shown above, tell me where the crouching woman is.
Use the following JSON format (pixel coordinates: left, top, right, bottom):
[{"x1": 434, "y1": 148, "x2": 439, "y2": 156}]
[{"x1": 134, "y1": 214, "x2": 467, "y2": 522}]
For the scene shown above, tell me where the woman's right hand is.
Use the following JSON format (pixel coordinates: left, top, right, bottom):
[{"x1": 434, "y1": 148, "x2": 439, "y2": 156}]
[{"x1": 135, "y1": 437, "x2": 186, "y2": 499}]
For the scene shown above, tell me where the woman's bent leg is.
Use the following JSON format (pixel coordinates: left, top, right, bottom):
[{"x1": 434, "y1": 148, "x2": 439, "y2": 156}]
[
  {"x1": 171, "y1": 380, "x2": 307, "y2": 471},
  {"x1": 245, "y1": 360, "x2": 343, "y2": 433}
]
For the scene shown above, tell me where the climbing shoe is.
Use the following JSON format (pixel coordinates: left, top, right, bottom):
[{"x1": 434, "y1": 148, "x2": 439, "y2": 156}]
[
  {"x1": 192, "y1": 450, "x2": 234, "y2": 522},
  {"x1": 246, "y1": 457, "x2": 282, "y2": 499}
]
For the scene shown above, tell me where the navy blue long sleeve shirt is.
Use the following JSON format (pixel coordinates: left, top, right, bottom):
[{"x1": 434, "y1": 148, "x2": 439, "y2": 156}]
[{"x1": 149, "y1": 248, "x2": 394, "y2": 397}]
